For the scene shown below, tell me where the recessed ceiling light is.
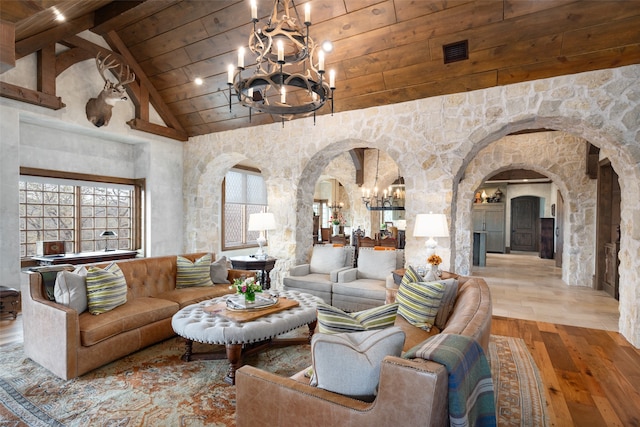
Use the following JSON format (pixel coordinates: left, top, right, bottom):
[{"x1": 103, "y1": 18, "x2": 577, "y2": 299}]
[
  {"x1": 194, "y1": 77, "x2": 203, "y2": 85},
  {"x1": 322, "y1": 41, "x2": 333, "y2": 52}
]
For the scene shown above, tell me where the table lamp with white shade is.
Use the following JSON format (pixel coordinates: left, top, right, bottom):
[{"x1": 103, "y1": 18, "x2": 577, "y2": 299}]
[
  {"x1": 248, "y1": 212, "x2": 276, "y2": 259},
  {"x1": 413, "y1": 213, "x2": 449, "y2": 258}
]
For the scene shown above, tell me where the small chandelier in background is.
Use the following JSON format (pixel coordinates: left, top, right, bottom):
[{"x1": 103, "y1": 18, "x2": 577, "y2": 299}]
[
  {"x1": 361, "y1": 150, "x2": 405, "y2": 211},
  {"x1": 228, "y1": 0, "x2": 336, "y2": 125}
]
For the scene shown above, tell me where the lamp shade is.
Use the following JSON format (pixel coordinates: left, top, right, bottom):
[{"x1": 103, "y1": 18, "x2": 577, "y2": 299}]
[
  {"x1": 248, "y1": 212, "x2": 276, "y2": 231},
  {"x1": 413, "y1": 213, "x2": 449, "y2": 238},
  {"x1": 100, "y1": 230, "x2": 117, "y2": 237}
]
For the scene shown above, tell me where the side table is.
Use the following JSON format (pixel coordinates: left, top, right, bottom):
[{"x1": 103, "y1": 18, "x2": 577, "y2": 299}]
[{"x1": 229, "y1": 256, "x2": 277, "y2": 290}]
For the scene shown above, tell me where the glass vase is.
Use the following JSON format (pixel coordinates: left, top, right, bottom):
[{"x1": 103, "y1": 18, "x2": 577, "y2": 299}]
[{"x1": 245, "y1": 291, "x2": 256, "y2": 304}]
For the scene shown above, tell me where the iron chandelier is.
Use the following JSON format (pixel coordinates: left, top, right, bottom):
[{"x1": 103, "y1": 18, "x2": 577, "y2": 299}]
[{"x1": 228, "y1": 0, "x2": 335, "y2": 123}]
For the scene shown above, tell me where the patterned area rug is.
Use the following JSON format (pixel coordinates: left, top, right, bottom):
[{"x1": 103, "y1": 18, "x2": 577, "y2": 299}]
[{"x1": 0, "y1": 334, "x2": 546, "y2": 426}]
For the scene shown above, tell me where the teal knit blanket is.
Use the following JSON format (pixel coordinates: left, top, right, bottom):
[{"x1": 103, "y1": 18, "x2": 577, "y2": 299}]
[{"x1": 404, "y1": 333, "x2": 496, "y2": 427}]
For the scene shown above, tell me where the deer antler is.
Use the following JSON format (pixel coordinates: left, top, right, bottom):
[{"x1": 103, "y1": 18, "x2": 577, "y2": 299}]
[
  {"x1": 95, "y1": 52, "x2": 135, "y2": 88},
  {"x1": 115, "y1": 63, "x2": 136, "y2": 88},
  {"x1": 95, "y1": 53, "x2": 120, "y2": 84}
]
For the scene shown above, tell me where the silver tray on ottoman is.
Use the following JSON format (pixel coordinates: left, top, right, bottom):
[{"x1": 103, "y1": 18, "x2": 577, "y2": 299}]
[{"x1": 226, "y1": 294, "x2": 279, "y2": 311}]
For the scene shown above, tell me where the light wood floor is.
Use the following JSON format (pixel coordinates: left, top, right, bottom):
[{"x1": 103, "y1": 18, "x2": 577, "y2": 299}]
[{"x1": 2, "y1": 253, "x2": 639, "y2": 425}]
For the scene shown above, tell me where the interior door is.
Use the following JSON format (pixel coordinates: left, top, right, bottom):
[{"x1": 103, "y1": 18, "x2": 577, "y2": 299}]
[
  {"x1": 555, "y1": 191, "x2": 564, "y2": 267},
  {"x1": 511, "y1": 196, "x2": 539, "y2": 252}
]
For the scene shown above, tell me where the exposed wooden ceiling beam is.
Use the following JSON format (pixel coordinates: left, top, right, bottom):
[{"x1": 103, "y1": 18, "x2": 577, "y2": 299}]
[
  {"x1": 15, "y1": 13, "x2": 94, "y2": 59},
  {"x1": 104, "y1": 30, "x2": 187, "y2": 137},
  {"x1": 0, "y1": 20, "x2": 16, "y2": 72},
  {"x1": 0, "y1": 81, "x2": 64, "y2": 110}
]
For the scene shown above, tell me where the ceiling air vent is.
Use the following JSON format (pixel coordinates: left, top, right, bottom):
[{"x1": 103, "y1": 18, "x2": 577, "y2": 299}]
[{"x1": 443, "y1": 40, "x2": 469, "y2": 64}]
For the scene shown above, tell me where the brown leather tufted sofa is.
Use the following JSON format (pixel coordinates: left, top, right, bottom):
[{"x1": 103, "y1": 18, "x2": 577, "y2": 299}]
[
  {"x1": 21, "y1": 253, "x2": 250, "y2": 380},
  {"x1": 235, "y1": 275, "x2": 492, "y2": 427}
]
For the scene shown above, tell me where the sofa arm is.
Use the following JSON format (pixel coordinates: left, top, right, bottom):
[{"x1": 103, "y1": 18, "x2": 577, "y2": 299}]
[
  {"x1": 236, "y1": 356, "x2": 448, "y2": 427},
  {"x1": 337, "y1": 267, "x2": 358, "y2": 283},
  {"x1": 21, "y1": 271, "x2": 80, "y2": 380},
  {"x1": 329, "y1": 266, "x2": 352, "y2": 282},
  {"x1": 289, "y1": 264, "x2": 311, "y2": 277}
]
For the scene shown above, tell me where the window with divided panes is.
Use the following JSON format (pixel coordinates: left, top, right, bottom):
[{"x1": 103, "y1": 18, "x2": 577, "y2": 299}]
[
  {"x1": 223, "y1": 168, "x2": 267, "y2": 250},
  {"x1": 19, "y1": 172, "x2": 141, "y2": 258}
]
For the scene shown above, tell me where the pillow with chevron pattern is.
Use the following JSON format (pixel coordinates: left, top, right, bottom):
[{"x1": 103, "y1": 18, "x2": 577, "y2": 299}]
[
  {"x1": 176, "y1": 254, "x2": 214, "y2": 288},
  {"x1": 85, "y1": 263, "x2": 128, "y2": 315},
  {"x1": 316, "y1": 302, "x2": 399, "y2": 334}
]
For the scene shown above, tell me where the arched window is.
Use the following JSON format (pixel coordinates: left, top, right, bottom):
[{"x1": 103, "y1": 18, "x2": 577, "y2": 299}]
[{"x1": 222, "y1": 166, "x2": 267, "y2": 250}]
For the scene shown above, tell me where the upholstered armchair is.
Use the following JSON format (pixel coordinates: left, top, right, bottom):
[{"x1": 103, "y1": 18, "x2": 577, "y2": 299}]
[
  {"x1": 283, "y1": 245, "x2": 355, "y2": 303},
  {"x1": 333, "y1": 248, "x2": 404, "y2": 312}
]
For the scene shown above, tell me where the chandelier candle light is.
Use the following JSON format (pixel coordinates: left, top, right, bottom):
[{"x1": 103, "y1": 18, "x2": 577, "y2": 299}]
[
  {"x1": 228, "y1": 0, "x2": 336, "y2": 125},
  {"x1": 361, "y1": 150, "x2": 405, "y2": 211}
]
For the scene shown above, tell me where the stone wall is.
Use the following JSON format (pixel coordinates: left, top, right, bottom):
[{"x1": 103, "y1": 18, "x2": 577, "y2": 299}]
[{"x1": 185, "y1": 65, "x2": 640, "y2": 347}]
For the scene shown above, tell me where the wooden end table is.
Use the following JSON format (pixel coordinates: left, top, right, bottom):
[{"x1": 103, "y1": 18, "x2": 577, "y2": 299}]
[{"x1": 229, "y1": 256, "x2": 277, "y2": 289}]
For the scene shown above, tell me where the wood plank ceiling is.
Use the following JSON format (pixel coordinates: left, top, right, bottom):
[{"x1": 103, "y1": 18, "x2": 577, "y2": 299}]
[{"x1": 1, "y1": 0, "x2": 639, "y2": 140}]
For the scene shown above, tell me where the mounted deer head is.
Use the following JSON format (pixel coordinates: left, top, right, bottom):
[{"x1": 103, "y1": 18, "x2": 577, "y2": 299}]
[{"x1": 85, "y1": 53, "x2": 135, "y2": 127}]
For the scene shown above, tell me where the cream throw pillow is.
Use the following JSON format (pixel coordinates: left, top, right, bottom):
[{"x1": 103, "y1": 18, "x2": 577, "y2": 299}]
[{"x1": 54, "y1": 266, "x2": 88, "y2": 313}]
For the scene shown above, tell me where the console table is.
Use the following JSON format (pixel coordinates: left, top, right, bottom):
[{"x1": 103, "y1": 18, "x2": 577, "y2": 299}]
[
  {"x1": 32, "y1": 249, "x2": 139, "y2": 266},
  {"x1": 229, "y1": 256, "x2": 277, "y2": 290}
]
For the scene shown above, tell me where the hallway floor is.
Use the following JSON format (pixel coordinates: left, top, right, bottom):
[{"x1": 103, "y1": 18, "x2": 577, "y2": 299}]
[{"x1": 472, "y1": 252, "x2": 620, "y2": 331}]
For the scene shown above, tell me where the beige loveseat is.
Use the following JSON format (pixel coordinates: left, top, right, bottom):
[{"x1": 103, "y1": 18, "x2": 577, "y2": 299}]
[
  {"x1": 21, "y1": 253, "x2": 249, "y2": 380},
  {"x1": 236, "y1": 274, "x2": 492, "y2": 427}
]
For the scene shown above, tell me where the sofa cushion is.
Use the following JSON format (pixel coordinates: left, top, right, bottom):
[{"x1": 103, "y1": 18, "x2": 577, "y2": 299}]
[
  {"x1": 54, "y1": 267, "x2": 88, "y2": 313},
  {"x1": 156, "y1": 285, "x2": 233, "y2": 308},
  {"x1": 283, "y1": 274, "x2": 333, "y2": 293},
  {"x1": 309, "y1": 245, "x2": 347, "y2": 274},
  {"x1": 357, "y1": 249, "x2": 397, "y2": 280},
  {"x1": 210, "y1": 256, "x2": 231, "y2": 284},
  {"x1": 434, "y1": 278, "x2": 459, "y2": 330},
  {"x1": 331, "y1": 279, "x2": 387, "y2": 301},
  {"x1": 86, "y1": 263, "x2": 128, "y2": 315},
  {"x1": 311, "y1": 327, "x2": 405, "y2": 401},
  {"x1": 79, "y1": 297, "x2": 179, "y2": 346},
  {"x1": 396, "y1": 281, "x2": 445, "y2": 331},
  {"x1": 176, "y1": 254, "x2": 214, "y2": 288},
  {"x1": 317, "y1": 302, "x2": 399, "y2": 334}
]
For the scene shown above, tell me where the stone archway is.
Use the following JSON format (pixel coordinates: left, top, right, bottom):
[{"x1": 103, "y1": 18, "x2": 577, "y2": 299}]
[
  {"x1": 183, "y1": 150, "x2": 249, "y2": 254},
  {"x1": 293, "y1": 140, "x2": 403, "y2": 264},
  {"x1": 455, "y1": 131, "x2": 595, "y2": 288}
]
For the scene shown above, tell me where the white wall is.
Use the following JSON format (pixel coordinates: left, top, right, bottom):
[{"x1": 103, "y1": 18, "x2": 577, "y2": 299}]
[{"x1": 0, "y1": 49, "x2": 185, "y2": 289}]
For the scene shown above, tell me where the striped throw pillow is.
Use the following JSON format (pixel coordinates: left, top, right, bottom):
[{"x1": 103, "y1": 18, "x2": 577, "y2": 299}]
[
  {"x1": 396, "y1": 281, "x2": 445, "y2": 331},
  {"x1": 317, "y1": 302, "x2": 399, "y2": 334},
  {"x1": 86, "y1": 263, "x2": 128, "y2": 315},
  {"x1": 176, "y1": 254, "x2": 214, "y2": 288},
  {"x1": 401, "y1": 265, "x2": 423, "y2": 287}
]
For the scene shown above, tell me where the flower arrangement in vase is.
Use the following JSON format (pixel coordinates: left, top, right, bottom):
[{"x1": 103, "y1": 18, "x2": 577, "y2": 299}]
[
  {"x1": 230, "y1": 276, "x2": 262, "y2": 303},
  {"x1": 426, "y1": 254, "x2": 442, "y2": 281}
]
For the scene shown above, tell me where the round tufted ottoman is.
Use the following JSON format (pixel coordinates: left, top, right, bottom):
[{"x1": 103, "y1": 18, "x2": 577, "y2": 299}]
[{"x1": 172, "y1": 290, "x2": 322, "y2": 384}]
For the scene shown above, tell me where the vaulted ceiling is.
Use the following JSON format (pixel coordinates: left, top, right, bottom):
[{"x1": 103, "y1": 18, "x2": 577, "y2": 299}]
[{"x1": 1, "y1": 0, "x2": 639, "y2": 141}]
